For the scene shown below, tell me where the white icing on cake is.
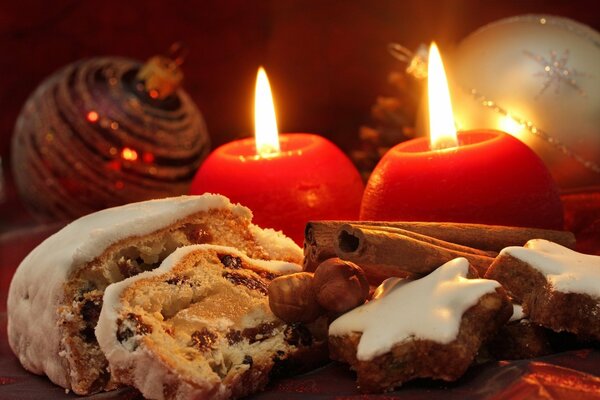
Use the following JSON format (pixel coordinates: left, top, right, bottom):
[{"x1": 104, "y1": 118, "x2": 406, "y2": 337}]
[
  {"x1": 509, "y1": 304, "x2": 525, "y2": 322},
  {"x1": 502, "y1": 239, "x2": 600, "y2": 298},
  {"x1": 96, "y1": 244, "x2": 301, "y2": 399},
  {"x1": 6, "y1": 194, "x2": 301, "y2": 391},
  {"x1": 328, "y1": 257, "x2": 500, "y2": 361},
  {"x1": 249, "y1": 225, "x2": 303, "y2": 262}
]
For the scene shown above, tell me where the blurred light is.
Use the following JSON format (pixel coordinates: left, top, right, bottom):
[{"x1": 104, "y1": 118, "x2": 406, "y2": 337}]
[
  {"x1": 121, "y1": 147, "x2": 138, "y2": 161},
  {"x1": 87, "y1": 111, "x2": 99, "y2": 123},
  {"x1": 143, "y1": 152, "x2": 155, "y2": 163},
  {"x1": 499, "y1": 115, "x2": 525, "y2": 136}
]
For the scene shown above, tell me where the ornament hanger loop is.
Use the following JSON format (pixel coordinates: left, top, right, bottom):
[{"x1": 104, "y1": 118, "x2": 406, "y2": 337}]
[
  {"x1": 388, "y1": 43, "x2": 414, "y2": 63},
  {"x1": 168, "y1": 42, "x2": 189, "y2": 67},
  {"x1": 388, "y1": 43, "x2": 429, "y2": 80}
]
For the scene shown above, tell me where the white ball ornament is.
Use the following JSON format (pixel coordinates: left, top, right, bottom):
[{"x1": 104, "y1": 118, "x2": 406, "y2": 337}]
[{"x1": 448, "y1": 15, "x2": 600, "y2": 190}]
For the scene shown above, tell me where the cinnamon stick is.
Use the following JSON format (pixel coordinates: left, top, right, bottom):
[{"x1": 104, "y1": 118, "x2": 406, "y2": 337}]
[
  {"x1": 335, "y1": 224, "x2": 495, "y2": 277},
  {"x1": 307, "y1": 220, "x2": 575, "y2": 253},
  {"x1": 304, "y1": 221, "x2": 339, "y2": 272},
  {"x1": 367, "y1": 225, "x2": 498, "y2": 257}
]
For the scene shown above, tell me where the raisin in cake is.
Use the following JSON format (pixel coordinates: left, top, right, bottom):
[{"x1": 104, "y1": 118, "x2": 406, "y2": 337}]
[
  {"x1": 328, "y1": 258, "x2": 511, "y2": 393},
  {"x1": 7, "y1": 194, "x2": 302, "y2": 395},
  {"x1": 485, "y1": 239, "x2": 600, "y2": 341},
  {"x1": 96, "y1": 244, "x2": 327, "y2": 400}
]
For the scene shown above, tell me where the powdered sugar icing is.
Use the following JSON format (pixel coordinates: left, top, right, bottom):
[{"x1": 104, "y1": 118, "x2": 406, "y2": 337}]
[
  {"x1": 329, "y1": 257, "x2": 500, "y2": 361},
  {"x1": 502, "y1": 239, "x2": 600, "y2": 297}
]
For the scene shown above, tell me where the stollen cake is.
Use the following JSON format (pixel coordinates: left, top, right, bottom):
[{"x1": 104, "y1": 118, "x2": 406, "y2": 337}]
[
  {"x1": 7, "y1": 194, "x2": 302, "y2": 395},
  {"x1": 96, "y1": 244, "x2": 327, "y2": 400},
  {"x1": 328, "y1": 258, "x2": 512, "y2": 392}
]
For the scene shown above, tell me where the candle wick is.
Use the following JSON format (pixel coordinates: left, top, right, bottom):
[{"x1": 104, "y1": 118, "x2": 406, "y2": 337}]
[
  {"x1": 430, "y1": 137, "x2": 459, "y2": 151},
  {"x1": 258, "y1": 144, "x2": 280, "y2": 157}
]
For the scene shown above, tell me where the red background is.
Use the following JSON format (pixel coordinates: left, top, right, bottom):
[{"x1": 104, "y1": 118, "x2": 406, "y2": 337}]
[{"x1": 1, "y1": 0, "x2": 599, "y2": 229}]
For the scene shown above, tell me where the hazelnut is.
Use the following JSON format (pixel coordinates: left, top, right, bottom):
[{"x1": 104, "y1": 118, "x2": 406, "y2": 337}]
[
  {"x1": 268, "y1": 272, "x2": 323, "y2": 323},
  {"x1": 313, "y1": 258, "x2": 369, "y2": 313}
]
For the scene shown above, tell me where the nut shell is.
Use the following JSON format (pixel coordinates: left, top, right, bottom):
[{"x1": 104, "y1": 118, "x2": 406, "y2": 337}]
[
  {"x1": 313, "y1": 258, "x2": 370, "y2": 313},
  {"x1": 268, "y1": 272, "x2": 323, "y2": 323}
]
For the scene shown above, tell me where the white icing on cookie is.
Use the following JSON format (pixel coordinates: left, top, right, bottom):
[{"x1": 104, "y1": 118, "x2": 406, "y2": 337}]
[
  {"x1": 371, "y1": 277, "x2": 409, "y2": 300},
  {"x1": 502, "y1": 239, "x2": 600, "y2": 298},
  {"x1": 329, "y1": 257, "x2": 500, "y2": 361},
  {"x1": 509, "y1": 304, "x2": 525, "y2": 322}
]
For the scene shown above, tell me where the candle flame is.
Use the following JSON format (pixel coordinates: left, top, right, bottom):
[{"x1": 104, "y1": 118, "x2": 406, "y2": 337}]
[
  {"x1": 254, "y1": 67, "x2": 280, "y2": 156},
  {"x1": 428, "y1": 42, "x2": 458, "y2": 150}
]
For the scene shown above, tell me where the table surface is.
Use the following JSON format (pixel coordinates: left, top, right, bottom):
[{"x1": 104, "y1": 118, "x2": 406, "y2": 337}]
[{"x1": 1, "y1": 223, "x2": 600, "y2": 399}]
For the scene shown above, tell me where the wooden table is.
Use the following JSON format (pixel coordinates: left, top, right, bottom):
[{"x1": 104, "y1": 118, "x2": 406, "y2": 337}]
[{"x1": 1, "y1": 223, "x2": 600, "y2": 399}]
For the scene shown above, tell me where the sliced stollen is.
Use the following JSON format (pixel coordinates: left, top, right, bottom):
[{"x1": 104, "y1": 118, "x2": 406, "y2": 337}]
[
  {"x1": 7, "y1": 194, "x2": 302, "y2": 395},
  {"x1": 97, "y1": 244, "x2": 327, "y2": 400}
]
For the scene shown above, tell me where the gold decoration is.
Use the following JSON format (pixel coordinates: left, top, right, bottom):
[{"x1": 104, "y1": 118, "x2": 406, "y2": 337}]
[{"x1": 136, "y1": 43, "x2": 188, "y2": 99}]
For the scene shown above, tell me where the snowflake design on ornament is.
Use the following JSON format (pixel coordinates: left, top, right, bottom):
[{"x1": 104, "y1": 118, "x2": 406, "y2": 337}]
[{"x1": 524, "y1": 49, "x2": 589, "y2": 98}]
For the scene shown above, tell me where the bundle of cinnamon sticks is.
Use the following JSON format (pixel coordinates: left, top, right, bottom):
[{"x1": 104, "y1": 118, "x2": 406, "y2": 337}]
[{"x1": 304, "y1": 221, "x2": 576, "y2": 282}]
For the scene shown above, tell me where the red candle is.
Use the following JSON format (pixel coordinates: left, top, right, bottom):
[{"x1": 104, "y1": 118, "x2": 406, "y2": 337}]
[
  {"x1": 191, "y1": 68, "x2": 364, "y2": 244},
  {"x1": 361, "y1": 43, "x2": 563, "y2": 229},
  {"x1": 360, "y1": 130, "x2": 564, "y2": 229}
]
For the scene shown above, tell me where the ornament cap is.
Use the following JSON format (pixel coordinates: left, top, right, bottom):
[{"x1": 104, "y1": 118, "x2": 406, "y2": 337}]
[{"x1": 137, "y1": 43, "x2": 188, "y2": 99}]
